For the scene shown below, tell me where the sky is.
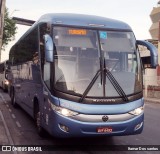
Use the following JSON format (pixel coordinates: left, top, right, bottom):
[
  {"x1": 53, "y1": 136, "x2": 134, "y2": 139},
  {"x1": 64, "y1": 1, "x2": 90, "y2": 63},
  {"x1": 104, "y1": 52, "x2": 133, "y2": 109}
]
[{"x1": 1, "y1": 0, "x2": 158, "y2": 61}]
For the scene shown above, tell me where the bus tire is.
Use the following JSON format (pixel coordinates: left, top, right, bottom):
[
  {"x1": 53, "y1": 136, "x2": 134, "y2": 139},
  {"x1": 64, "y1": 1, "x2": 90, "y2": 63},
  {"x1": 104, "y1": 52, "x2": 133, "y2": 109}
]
[
  {"x1": 11, "y1": 88, "x2": 17, "y2": 107},
  {"x1": 34, "y1": 103, "x2": 45, "y2": 137},
  {"x1": 2, "y1": 82, "x2": 5, "y2": 92},
  {"x1": 2, "y1": 84, "x2": 8, "y2": 92}
]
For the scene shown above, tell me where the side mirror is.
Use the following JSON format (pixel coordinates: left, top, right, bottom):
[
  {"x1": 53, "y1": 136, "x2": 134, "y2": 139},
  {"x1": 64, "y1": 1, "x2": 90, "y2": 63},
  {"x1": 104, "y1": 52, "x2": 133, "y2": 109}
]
[
  {"x1": 137, "y1": 40, "x2": 158, "y2": 68},
  {"x1": 43, "y1": 34, "x2": 54, "y2": 62}
]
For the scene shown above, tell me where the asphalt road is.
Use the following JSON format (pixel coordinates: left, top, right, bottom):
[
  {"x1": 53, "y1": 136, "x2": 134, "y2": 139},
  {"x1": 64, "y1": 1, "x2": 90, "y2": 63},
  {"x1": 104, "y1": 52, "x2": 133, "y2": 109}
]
[{"x1": 0, "y1": 89, "x2": 160, "y2": 154}]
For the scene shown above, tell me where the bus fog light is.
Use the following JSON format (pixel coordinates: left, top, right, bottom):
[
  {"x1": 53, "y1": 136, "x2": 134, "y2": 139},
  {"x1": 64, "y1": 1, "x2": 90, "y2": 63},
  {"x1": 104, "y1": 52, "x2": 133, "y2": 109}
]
[
  {"x1": 134, "y1": 122, "x2": 143, "y2": 131},
  {"x1": 129, "y1": 106, "x2": 144, "y2": 116},
  {"x1": 59, "y1": 124, "x2": 69, "y2": 133},
  {"x1": 50, "y1": 103, "x2": 78, "y2": 117}
]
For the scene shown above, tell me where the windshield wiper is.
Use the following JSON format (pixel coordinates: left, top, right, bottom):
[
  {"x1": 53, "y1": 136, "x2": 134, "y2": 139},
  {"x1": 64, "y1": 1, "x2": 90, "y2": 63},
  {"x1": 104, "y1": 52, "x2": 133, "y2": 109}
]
[
  {"x1": 79, "y1": 69, "x2": 101, "y2": 103},
  {"x1": 79, "y1": 60, "x2": 128, "y2": 103},
  {"x1": 104, "y1": 63, "x2": 128, "y2": 102}
]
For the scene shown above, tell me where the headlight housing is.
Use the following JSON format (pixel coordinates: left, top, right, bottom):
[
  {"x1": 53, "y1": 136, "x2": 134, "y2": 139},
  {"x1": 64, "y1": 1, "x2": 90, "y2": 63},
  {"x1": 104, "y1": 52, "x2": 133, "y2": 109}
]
[
  {"x1": 5, "y1": 80, "x2": 9, "y2": 85},
  {"x1": 129, "y1": 106, "x2": 144, "y2": 116},
  {"x1": 50, "y1": 103, "x2": 78, "y2": 117}
]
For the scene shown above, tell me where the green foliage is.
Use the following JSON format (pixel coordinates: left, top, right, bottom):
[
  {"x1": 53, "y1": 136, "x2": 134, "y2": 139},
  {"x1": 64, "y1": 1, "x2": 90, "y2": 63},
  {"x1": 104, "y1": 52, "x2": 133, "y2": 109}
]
[{"x1": 2, "y1": 8, "x2": 17, "y2": 49}]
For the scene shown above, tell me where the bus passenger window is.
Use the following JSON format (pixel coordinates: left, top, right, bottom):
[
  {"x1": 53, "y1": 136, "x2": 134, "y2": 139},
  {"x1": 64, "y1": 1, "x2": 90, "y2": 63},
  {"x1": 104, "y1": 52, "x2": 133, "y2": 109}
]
[
  {"x1": 44, "y1": 62, "x2": 51, "y2": 89},
  {"x1": 33, "y1": 52, "x2": 39, "y2": 64}
]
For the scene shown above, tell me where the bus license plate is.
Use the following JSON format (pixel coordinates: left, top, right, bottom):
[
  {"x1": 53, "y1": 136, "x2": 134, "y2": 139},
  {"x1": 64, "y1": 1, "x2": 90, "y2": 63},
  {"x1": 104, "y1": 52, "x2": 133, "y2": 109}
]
[{"x1": 97, "y1": 127, "x2": 113, "y2": 133}]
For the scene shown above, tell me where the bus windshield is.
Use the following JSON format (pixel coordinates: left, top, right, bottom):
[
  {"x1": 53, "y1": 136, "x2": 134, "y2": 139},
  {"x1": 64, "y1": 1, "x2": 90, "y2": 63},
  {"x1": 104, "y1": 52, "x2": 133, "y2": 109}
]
[{"x1": 53, "y1": 26, "x2": 142, "y2": 98}]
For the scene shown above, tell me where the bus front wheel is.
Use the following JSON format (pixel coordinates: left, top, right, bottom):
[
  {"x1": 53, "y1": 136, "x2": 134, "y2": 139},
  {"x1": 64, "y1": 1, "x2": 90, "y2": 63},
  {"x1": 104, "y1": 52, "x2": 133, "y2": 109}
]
[
  {"x1": 34, "y1": 104, "x2": 45, "y2": 137},
  {"x1": 11, "y1": 88, "x2": 17, "y2": 107}
]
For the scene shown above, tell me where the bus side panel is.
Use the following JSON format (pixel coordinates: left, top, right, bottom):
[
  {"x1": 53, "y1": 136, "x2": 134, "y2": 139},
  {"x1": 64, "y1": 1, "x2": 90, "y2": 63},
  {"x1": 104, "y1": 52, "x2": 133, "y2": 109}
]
[{"x1": 15, "y1": 62, "x2": 43, "y2": 117}]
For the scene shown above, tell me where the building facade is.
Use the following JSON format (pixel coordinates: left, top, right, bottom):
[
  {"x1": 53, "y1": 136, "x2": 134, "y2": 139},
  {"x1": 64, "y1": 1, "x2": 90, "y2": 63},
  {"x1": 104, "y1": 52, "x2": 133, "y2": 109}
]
[
  {"x1": 149, "y1": 1, "x2": 160, "y2": 39},
  {"x1": 143, "y1": 1, "x2": 160, "y2": 98},
  {"x1": 0, "y1": 0, "x2": 6, "y2": 62}
]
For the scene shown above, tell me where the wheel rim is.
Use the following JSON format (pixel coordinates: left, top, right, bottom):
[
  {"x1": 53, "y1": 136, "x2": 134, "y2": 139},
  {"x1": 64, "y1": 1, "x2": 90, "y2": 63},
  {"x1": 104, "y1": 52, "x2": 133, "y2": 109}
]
[
  {"x1": 36, "y1": 111, "x2": 41, "y2": 131},
  {"x1": 11, "y1": 91, "x2": 14, "y2": 104},
  {"x1": 12, "y1": 91, "x2": 16, "y2": 105},
  {"x1": 13, "y1": 94, "x2": 15, "y2": 105}
]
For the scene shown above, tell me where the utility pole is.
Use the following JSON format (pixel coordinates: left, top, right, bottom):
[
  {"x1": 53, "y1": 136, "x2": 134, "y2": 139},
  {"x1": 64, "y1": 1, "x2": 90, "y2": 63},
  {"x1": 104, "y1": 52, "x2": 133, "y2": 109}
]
[{"x1": 0, "y1": 0, "x2": 6, "y2": 62}]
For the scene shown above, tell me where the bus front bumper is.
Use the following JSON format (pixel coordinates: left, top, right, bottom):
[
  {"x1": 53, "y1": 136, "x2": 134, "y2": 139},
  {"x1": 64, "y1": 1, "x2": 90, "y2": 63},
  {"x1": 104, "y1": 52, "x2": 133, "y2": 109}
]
[{"x1": 48, "y1": 111, "x2": 144, "y2": 138}]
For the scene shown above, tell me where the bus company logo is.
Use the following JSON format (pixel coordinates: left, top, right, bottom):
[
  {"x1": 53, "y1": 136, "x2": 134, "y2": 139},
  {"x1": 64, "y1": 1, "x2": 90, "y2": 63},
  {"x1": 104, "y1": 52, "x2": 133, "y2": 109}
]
[
  {"x1": 102, "y1": 115, "x2": 109, "y2": 122},
  {"x1": 93, "y1": 99, "x2": 115, "y2": 103}
]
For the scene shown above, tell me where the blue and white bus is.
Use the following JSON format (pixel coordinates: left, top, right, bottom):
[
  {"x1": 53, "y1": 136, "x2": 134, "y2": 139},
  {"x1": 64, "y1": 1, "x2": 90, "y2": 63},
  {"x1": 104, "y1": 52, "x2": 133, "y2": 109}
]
[{"x1": 8, "y1": 13, "x2": 158, "y2": 137}]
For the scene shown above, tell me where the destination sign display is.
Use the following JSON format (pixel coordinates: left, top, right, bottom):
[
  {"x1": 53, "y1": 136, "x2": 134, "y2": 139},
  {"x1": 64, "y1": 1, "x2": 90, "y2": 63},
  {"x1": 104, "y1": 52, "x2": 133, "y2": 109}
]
[{"x1": 68, "y1": 29, "x2": 87, "y2": 35}]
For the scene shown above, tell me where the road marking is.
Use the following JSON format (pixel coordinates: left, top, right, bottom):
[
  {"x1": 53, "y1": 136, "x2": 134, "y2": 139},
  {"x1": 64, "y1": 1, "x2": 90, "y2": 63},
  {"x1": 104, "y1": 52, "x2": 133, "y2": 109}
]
[
  {"x1": 0, "y1": 111, "x2": 14, "y2": 143},
  {"x1": 16, "y1": 121, "x2": 21, "y2": 128},
  {"x1": 0, "y1": 111, "x2": 18, "y2": 154},
  {"x1": 0, "y1": 94, "x2": 15, "y2": 143},
  {"x1": 0, "y1": 93, "x2": 22, "y2": 128},
  {"x1": 12, "y1": 114, "x2": 16, "y2": 119},
  {"x1": 0, "y1": 93, "x2": 22, "y2": 154},
  {"x1": 0, "y1": 93, "x2": 7, "y2": 104}
]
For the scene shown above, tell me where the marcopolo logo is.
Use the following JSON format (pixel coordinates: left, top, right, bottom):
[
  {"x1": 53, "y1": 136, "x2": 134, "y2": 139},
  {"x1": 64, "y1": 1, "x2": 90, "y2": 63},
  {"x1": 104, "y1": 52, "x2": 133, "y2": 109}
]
[
  {"x1": 102, "y1": 115, "x2": 109, "y2": 122},
  {"x1": 93, "y1": 99, "x2": 115, "y2": 103}
]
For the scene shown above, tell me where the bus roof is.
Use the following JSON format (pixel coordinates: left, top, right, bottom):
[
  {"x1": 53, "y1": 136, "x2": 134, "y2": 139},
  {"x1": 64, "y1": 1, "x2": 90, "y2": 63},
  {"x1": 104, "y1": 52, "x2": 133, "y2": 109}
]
[
  {"x1": 36, "y1": 13, "x2": 132, "y2": 31},
  {"x1": 15, "y1": 13, "x2": 133, "y2": 44}
]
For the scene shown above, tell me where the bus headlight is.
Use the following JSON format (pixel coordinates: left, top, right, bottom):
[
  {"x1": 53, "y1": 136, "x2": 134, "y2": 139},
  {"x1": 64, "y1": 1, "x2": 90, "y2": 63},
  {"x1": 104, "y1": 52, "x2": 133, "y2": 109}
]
[
  {"x1": 51, "y1": 104, "x2": 78, "y2": 117},
  {"x1": 129, "y1": 106, "x2": 144, "y2": 116},
  {"x1": 5, "y1": 80, "x2": 9, "y2": 85}
]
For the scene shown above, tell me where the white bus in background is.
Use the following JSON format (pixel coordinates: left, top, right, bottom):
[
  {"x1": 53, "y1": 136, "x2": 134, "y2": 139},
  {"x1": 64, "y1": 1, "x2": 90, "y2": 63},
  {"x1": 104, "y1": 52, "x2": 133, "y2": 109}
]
[{"x1": 0, "y1": 60, "x2": 9, "y2": 92}]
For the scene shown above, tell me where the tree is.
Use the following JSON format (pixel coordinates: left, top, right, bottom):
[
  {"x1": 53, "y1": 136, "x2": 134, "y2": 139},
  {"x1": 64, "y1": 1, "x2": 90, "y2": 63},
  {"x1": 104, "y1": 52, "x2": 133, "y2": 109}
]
[{"x1": 2, "y1": 8, "x2": 17, "y2": 49}]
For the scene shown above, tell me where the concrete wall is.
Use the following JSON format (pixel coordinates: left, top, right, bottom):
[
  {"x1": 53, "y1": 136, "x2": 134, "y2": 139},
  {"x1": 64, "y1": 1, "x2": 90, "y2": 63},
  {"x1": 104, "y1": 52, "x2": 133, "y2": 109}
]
[{"x1": 144, "y1": 85, "x2": 160, "y2": 99}]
